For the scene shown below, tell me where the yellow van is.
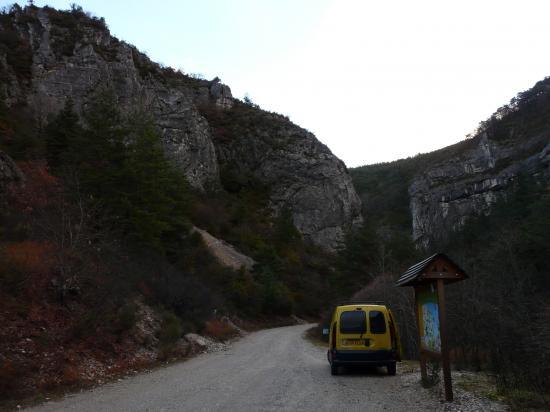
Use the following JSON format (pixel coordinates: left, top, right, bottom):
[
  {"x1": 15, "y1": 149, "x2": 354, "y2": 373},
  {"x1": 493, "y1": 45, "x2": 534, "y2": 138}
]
[{"x1": 327, "y1": 303, "x2": 401, "y2": 375}]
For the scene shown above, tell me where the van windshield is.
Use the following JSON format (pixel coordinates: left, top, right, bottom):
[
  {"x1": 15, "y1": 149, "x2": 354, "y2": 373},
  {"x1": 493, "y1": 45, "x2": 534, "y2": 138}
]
[{"x1": 340, "y1": 310, "x2": 367, "y2": 334}]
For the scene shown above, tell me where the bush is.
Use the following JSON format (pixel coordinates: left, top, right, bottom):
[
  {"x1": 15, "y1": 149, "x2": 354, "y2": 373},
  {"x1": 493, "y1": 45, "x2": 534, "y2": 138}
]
[
  {"x1": 61, "y1": 365, "x2": 80, "y2": 386},
  {"x1": 158, "y1": 311, "x2": 182, "y2": 347},
  {"x1": 70, "y1": 310, "x2": 101, "y2": 339},
  {"x1": 0, "y1": 360, "x2": 20, "y2": 398},
  {"x1": 0, "y1": 240, "x2": 54, "y2": 296},
  {"x1": 150, "y1": 261, "x2": 217, "y2": 330},
  {"x1": 203, "y1": 319, "x2": 238, "y2": 341},
  {"x1": 229, "y1": 271, "x2": 262, "y2": 314},
  {"x1": 115, "y1": 302, "x2": 138, "y2": 333},
  {"x1": 261, "y1": 274, "x2": 294, "y2": 316},
  {"x1": 0, "y1": 20, "x2": 33, "y2": 81},
  {"x1": 0, "y1": 260, "x2": 25, "y2": 295}
]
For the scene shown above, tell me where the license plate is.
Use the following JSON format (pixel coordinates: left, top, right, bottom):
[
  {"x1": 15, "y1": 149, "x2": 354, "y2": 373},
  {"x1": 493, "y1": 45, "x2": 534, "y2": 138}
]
[{"x1": 343, "y1": 339, "x2": 367, "y2": 345}]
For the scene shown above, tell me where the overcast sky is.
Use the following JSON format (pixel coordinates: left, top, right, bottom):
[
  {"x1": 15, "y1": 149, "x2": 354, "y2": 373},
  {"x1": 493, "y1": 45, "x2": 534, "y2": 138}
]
[{"x1": 4, "y1": 0, "x2": 550, "y2": 167}]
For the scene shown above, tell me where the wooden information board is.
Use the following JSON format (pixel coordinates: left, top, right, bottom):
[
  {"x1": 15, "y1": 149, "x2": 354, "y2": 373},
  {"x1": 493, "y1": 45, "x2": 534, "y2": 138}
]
[{"x1": 396, "y1": 253, "x2": 468, "y2": 402}]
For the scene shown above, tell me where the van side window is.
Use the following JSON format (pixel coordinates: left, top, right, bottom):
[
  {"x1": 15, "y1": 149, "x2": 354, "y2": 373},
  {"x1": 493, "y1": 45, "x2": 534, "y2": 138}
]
[
  {"x1": 369, "y1": 311, "x2": 386, "y2": 334},
  {"x1": 340, "y1": 310, "x2": 366, "y2": 334}
]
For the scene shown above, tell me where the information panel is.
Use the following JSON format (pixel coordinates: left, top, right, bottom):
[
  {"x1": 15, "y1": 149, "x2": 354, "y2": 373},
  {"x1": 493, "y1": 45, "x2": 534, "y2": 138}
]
[{"x1": 416, "y1": 284, "x2": 441, "y2": 354}]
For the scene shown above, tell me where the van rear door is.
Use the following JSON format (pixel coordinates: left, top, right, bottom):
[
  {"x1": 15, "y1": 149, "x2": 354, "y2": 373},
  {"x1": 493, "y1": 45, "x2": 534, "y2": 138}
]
[
  {"x1": 339, "y1": 309, "x2": 368, "y2": 349},
  {"x1": 367, "y1": 309, "x2": 391, "y2": 350}
]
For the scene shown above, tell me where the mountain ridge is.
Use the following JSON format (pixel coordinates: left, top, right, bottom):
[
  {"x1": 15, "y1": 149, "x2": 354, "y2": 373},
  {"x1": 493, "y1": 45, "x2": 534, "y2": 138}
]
[
  {"x1": 0, "y1": 3, "x2": 362, "y2": 251},
  {"x1": 351, "y1": 77, "x2": 550, "y2": 247}
]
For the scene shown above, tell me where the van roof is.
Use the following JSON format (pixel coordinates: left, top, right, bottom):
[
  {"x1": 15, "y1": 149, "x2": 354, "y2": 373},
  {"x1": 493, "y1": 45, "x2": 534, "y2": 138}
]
[{"x1": 336, "y1": 304, "x2": 388, "y2": 311}]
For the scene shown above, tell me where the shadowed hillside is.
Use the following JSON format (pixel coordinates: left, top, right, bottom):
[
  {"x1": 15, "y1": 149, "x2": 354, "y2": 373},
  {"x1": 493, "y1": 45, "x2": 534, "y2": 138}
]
[
  {"x1": 0, "y1": 4, "x2": 363, "y2": 403},
  {"x1": 347, "y1": 76, "x2": 550, "y2": 409}
]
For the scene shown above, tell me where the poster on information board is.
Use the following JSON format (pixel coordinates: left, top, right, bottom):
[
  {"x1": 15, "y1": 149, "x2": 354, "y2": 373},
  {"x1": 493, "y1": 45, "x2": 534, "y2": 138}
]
[{"x1": 416, "y1": 284, "x2": 441, "y2": 355}]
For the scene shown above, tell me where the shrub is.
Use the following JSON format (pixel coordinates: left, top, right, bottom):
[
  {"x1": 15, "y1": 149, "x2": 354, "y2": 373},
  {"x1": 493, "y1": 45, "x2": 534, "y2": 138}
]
[
  {"x1": 61, "y1": 365, "x2": 80, "y2": 385},
  {"x1": 115, "y1": 302, "x2": 138, "y2": 333},
  {"x1": 0, "y1": 240, "x2": 55, "y2": 295},
  {"x1": 70, "y1": 310, "x2": 101, "y2": 339},
  {"x1": 203, "y1": 319, "x2": 238, "y2": 341},
  {"x1": 0, "y1": 359, "x2": 18, "y2": 397},
  {"x1": 158, "y1": 311, "x2": 182, "y2": 347},
  {"x1": 262, "y1": 276, "x2": 294, "y2": 316},
  {"x1": 0, "y1": 20, "x2": 33, "y2": 81},
  {"x1": 229, "y1": 270, "x2": 262, "y2": 314},
  {"x1": 0, "y1": 246, "x2": 25, "y2": 295}
]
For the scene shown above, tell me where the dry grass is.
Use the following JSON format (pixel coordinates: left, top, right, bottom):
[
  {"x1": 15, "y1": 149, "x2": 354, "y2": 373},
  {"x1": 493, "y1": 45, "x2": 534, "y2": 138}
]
[
  {"x1": 203, "y1": 319, "x2": 239, "y2": 341},
  {"x1": 61, "y1": 365, "x2": 80, "y2": 385}
]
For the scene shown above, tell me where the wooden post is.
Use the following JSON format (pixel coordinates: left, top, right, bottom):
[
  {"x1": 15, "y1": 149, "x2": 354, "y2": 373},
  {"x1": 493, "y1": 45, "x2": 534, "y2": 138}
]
[
  {"x1": 414, "y1": 287, "x2": 427, "y2": 383},
  {"x1": 437, "y1": 279, "x2": 453, "y2": 401}
]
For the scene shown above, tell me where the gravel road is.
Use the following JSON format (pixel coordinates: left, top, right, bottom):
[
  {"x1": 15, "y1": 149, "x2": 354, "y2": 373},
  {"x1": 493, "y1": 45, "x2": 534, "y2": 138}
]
[{"x1": 28, "y1": 324, "x2": 506, "y2": 412}]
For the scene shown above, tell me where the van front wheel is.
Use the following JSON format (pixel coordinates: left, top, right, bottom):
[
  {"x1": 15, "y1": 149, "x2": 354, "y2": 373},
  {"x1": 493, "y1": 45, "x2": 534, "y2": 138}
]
[
  {"x1": 387, "y1": 362, "x2": 396, "y2": 376},
  {"x1": 331, "y1": 364, "x2": 339, "y2": 376}
]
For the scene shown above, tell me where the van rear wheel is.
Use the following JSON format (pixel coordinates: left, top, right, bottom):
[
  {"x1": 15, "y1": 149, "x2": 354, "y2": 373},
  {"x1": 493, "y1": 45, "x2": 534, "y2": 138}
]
[{"x1": 387, "y1": 362, "x2": 396, "y2": 376}]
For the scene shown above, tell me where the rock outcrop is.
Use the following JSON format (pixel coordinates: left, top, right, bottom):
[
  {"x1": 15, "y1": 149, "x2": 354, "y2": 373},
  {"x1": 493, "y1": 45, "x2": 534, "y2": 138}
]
[
  {"x1": 2, "y1": 7, "x2": 220, "y2": 191},
  {"x1": 211, "y1": 108, "x2": 363, "y2": 250},
  {"x1": 0, "y1": 151, "x2": 23, "y2": 191},
  {"x1": 410, "y1": 132, "x2": 550, "y2": 247},
  {"x1": 0, "y1": 6, "x2": 362, "y2": 250}
]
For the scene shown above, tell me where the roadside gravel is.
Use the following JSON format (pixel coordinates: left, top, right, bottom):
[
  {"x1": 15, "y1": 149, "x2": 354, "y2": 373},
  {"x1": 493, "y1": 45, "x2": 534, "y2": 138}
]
[{"x1": 27, "y1": 324, "x2": 508, "y2": 411}]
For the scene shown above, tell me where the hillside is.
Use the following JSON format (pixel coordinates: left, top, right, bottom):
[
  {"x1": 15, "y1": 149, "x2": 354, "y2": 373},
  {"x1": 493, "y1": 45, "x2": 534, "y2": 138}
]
[
  {"x1": 0, "y1": 4, "x2": 364, "y2": 403},
  {"x1": 0, "y1": 4, "x2": 361, "y2": 250},
  {"x1": 349, "y1": 77, "x2": 550, "y2": 407},
  {"x1": 352, "y1": 76, "x2": 550, "y2": 246}
]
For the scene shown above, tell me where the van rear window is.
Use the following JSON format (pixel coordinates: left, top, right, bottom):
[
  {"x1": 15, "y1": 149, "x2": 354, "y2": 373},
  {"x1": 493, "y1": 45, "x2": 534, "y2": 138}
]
[
  {"x1": 340, "y1": 310, "x2": 367, "y2": 334},
  {"x1": 369, "y1": 311, "x2": 386, "y2": 334}
]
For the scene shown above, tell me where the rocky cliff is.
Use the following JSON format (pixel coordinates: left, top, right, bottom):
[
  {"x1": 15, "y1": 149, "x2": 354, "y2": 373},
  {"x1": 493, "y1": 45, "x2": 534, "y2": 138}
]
[
  {"x1": 351, "y1": 76, "x2": 550, "y2": 248},
  {"x1": 203, "y1": 105, "x2": 363, "y2": 249},
  {"x1": 0, "y1": 5, "x2": 362, "y2": 250},
  {"x1": 410, "y1": 132, "x2": 550, "y2": 247}
]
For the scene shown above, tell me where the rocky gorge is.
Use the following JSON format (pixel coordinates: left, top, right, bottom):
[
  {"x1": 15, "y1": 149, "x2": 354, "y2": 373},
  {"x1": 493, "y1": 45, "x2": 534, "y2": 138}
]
[
  {"x1": 1, "y1": 4, "x2": 550, "y2": 408},
  {"x1": 0, "y1": 4, "x2": 361, "y2": 251}
]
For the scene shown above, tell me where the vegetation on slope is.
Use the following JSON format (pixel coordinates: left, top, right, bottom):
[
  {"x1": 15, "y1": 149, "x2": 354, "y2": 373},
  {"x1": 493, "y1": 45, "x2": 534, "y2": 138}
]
[
  {"x1": 348, "y1": 78, "x2": 550, "y2": 408},
  {"x1": 0, "y1": 6, "x2": 360, "y2": 401}
]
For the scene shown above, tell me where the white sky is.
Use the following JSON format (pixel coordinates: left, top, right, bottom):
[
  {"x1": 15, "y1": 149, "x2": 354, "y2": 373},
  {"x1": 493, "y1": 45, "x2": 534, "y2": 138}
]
[{"x1": 5, "y1": 0, "x2": 550, "y2": 167}]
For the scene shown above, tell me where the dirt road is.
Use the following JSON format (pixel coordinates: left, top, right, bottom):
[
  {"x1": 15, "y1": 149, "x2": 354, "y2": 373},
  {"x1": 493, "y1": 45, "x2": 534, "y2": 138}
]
[{"x1": 28, "y1": 324, "x2": 506, "y2": 411}]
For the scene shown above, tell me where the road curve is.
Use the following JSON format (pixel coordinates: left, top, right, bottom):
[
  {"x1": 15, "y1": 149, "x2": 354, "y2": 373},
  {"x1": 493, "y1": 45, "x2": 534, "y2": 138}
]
[{"x1": 28, "y1": 324, "x2": 455, "y2": 411}]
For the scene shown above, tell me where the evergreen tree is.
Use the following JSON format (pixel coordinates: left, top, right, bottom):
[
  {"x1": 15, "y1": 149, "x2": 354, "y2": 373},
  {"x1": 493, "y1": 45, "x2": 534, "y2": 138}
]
[
  {"x1": 45, "y1": 98, "x2": 81, "y2": 172},
  {"x1": 122, "y1": 114, "x2": 190, "y2": 251},
  {"x1": 79, "y1": 89, "x2": 128, "y2": 203},
  {"x1": 43, "y1": 89, "x2": 192, "y2": 254}
]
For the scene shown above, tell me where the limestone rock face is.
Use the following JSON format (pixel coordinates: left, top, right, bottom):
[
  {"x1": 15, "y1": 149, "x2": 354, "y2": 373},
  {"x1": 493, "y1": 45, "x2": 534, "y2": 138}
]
[
  {"x1": 0, "y1": 6, "x2": 363, "y2": 251},
  {"x1": 214, "y1": 111, "x2": 363, "y2": 250},
  {"x1": 5, "y1": 7, "x2": 220, "y2": 191},
  {"x1": 410, "y1": 133, "x2": 550, "y2": 247},
  {"x1": 209, "y1": 79, "x2": 233, "y2": 109}
]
